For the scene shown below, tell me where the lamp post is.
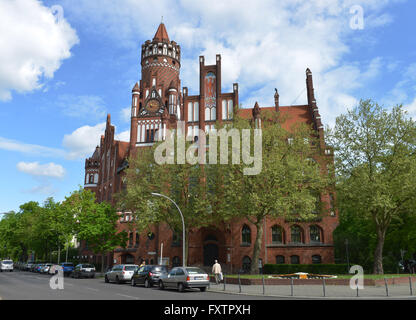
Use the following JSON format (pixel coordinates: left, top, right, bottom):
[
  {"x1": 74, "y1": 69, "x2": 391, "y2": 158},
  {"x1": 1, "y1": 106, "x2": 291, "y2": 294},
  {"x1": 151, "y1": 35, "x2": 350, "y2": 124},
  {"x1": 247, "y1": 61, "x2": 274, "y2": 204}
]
[{"x1": 151, "y1": 193, "x2": 186, "y2": 267}]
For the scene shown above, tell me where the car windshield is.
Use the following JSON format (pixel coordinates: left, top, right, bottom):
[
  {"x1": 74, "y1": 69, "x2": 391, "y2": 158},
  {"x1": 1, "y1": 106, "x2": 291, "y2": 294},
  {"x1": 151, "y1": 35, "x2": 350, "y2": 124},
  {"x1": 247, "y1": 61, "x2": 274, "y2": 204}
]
[
  {"x1": 186, "y1": 268, "x2": 206, "y2": 274},
  {"x1": 62, "y1": 263, "x2": 73, "y2": 266},
  {"x1": 82, "y1": 264, "x2": 94, "y2": 268},
  {"x1": 124, "y1": 266, "x2": 137, "y2": 271},
  {"x1": 2, "y1": 261, "x2": 13, "y2": 264},
  {"x1": 152, "y1": 266, "x2": 167, "y2": 272}
]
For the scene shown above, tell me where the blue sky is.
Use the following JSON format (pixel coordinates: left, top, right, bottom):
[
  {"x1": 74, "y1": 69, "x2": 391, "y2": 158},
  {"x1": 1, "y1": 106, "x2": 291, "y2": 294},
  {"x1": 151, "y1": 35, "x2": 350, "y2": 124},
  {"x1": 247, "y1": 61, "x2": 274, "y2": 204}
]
[{"x1": 0, "y1": 0, "x2": 415, "y2": 213}]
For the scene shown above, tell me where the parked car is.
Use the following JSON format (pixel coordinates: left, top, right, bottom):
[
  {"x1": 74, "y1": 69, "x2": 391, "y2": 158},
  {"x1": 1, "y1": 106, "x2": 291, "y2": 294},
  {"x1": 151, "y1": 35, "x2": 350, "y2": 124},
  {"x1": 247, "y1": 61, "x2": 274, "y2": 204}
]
[
  {"x1": 26, "y1": 262, "x2": 35, "y2": 271},
  {"x1": 131, "y1": 265, "x2": 168, "y2": 288},
  {"x1": 31, "y1": 263, "x2": 40, "y2": 272},
  {"x1": 105, "y1": 264, "x2": 138, "y2": 284},
  {"x1": 35, "y1": 264, "x2": 44, "y2": 273},
  {"x1": 158, "y1": 267, "x2": 210, "y2": 292},
  {"x1": 48, "y1": 264, "x2": 61, "y2": 275},
  {"x1": 41, "y1": 263, "x2": 53, "y2": 274},
  {"x1": 61, "y1": 262, "x2": 75, "y2": 276},
  {"x1": 0, "y1": 260, "x2": 14, "y2": 272},
  {"x1": 71, "y1": 264, "x2": 96, "y2": 279}
]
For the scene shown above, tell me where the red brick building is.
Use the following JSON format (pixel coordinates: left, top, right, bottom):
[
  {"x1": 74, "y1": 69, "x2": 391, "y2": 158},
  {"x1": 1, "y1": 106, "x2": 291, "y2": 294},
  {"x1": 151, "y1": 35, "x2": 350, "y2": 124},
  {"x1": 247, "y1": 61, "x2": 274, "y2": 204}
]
[{"x1": 81, "y1": 23, "x2": 339, "y2": 272}]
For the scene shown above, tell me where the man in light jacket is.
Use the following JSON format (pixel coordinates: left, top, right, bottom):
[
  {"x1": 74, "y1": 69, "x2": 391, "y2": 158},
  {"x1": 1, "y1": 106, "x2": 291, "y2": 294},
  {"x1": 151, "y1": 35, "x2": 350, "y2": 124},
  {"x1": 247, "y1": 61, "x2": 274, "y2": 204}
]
[{"x1": 212, "y1": 260, "x2": 222, "y2": 284}]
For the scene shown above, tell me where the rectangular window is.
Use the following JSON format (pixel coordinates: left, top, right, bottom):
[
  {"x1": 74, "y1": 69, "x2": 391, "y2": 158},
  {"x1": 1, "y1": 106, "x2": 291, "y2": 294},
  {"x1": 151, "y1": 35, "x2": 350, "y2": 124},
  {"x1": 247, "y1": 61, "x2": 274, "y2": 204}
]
[
  {"x1": 193, "y1": 102, "x2": 199, "y2": 121},
  {"x1": 228, "y1": 100, "x2": 233, "y2": 119},
  {"x1": 222, "y1": 100, "x2": 227, "y2": 120},
  {"x1": 188, "y1": 102, "x2": 193, "y2": 122}
]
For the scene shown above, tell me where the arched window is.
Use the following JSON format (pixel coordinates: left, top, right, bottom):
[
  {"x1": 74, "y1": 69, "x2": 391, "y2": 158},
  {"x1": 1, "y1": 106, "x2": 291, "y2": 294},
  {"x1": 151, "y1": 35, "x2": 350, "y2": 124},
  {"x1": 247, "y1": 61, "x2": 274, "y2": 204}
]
[
  {"x1": 271, "y1": 225, "x2": 284, "y2": 244},
  {"x1": 312, "y1": 255, "x2": 322, "y2": 264},
  {"x1": 310, "y1": 225, "x2": 322, "y2": 243},
  {"x1": 172, "y1": 256, "x2": 180, "y2": 268},
  {"x1": 242, "y1": 256, "x2": 251, "y2": 272},
  {"x1": 290, "y1": 255, "x2": 300, "y2": 264},
  {"x1": 276, "y1": 255, "x2": 285, "y2": 264},
  {"x1": 241, "y1": 225, "x2": 251, "y2": 245},
  {"x1": 290, "y1": 225, "x2": 304, "y2": 244}
]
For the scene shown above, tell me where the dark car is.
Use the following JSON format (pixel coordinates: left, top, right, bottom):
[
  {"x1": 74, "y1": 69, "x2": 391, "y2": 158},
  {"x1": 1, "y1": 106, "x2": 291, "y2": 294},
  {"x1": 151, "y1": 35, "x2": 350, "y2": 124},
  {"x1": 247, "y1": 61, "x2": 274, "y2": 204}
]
[
  {"x1": 71, "y1": 264, "x2": 96, "y2": 278},
  {"x1": 131, "y1": 265, "x2": 168, "y2": 288},
  {"x1": 61, "y1": 262, "x2": 75, "y2": 276}
]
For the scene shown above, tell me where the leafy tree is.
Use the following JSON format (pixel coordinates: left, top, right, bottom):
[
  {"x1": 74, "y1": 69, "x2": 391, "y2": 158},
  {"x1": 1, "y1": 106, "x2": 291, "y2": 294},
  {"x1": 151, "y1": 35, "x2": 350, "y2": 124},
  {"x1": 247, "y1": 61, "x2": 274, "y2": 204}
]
[
  {"x1": 64, "y1": 188, "x2": 128, "y2": 272},
  {"x1": 117, "y1": 137, "x2": 214, "y2": 265},
  {"x1": 215, "y1": 112, "x2": 331, "y2": 273},
  {"x1": 328, "y1": 100, "x2": 416, "y2": 274}
]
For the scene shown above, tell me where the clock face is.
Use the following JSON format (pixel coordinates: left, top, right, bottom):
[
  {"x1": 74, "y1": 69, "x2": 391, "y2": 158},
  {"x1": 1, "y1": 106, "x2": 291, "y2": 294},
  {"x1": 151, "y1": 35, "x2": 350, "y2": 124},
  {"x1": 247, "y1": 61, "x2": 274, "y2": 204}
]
[{"x1": 146, "y1": 99, "x2": 160, "y2": 112}]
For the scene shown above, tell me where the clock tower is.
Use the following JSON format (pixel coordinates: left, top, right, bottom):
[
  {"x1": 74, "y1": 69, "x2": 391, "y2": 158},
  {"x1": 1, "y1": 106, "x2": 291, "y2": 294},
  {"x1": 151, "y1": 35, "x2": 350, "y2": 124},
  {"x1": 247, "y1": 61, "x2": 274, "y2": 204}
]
[{"x1": 129, "y1": 22, "x2": 181, "y2": 150}]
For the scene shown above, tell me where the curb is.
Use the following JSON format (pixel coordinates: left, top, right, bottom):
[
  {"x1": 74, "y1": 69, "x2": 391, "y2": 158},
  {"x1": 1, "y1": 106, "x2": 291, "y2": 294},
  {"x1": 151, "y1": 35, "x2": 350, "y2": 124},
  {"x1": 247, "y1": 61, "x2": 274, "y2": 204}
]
[{"x1": 207, "y1": 288, "x2": 416, "y2": 300}]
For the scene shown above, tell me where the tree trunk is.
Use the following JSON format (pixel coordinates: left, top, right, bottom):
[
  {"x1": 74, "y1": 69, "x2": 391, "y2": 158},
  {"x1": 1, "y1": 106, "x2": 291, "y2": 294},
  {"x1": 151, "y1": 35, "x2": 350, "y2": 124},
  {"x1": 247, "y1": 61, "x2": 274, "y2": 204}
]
[
  {"x1": 250, "y1": 219, "x2": 264, "y2": 274},
  {"x1": 373, "y1": 226, "x2": 386, "y2": 274}
]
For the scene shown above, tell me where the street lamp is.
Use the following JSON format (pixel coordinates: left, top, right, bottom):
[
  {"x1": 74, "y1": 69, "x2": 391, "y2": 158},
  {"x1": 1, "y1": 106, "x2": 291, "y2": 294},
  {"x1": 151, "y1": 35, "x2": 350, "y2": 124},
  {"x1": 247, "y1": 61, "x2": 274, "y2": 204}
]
[{"x1": 151, "y1": 193, "x2": 186, "y2": 267}]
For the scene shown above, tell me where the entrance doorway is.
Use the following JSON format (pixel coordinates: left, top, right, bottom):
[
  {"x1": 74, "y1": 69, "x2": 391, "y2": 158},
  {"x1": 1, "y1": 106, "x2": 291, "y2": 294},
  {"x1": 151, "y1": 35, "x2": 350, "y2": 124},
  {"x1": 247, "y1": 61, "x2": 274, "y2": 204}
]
[
  {"x1": 121, "y1": 253, "x2": 135, "y2": 264},
  {"x1": 203, "y1": 234, "x2": 219, "y2": 266}
]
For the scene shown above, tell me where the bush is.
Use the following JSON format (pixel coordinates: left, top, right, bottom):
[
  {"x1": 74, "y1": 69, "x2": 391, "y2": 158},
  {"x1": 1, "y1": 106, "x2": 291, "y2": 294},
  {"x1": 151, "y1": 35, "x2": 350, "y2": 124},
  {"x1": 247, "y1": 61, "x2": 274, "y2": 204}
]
[{"x1": 263, "y1": 264, "x2": 350, "y2": 275}]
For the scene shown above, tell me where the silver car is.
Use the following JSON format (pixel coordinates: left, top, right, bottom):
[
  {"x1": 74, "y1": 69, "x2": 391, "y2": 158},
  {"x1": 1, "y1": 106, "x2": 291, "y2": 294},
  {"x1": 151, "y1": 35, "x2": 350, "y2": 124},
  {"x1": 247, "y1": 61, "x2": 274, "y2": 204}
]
[
  {"x1": 158, "y1": 267, "x2": 210, "y2": 292},
  {"x1": 41, "y1": 263, "x2": 53, "y2": 274},
  {"x1": 104, "y1": 264, "x2": 138, "y2": 284},
  {"x1": 0, "y1": 260, "x2": 13, "y2": 272}
]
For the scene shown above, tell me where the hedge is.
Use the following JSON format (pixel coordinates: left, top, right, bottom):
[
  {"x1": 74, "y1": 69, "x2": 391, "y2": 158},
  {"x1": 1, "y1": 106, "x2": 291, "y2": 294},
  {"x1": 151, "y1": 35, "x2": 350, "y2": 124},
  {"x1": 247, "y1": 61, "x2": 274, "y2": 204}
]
[{"x1": 263, "y1": 264, "x2": 350, "y2": 275}]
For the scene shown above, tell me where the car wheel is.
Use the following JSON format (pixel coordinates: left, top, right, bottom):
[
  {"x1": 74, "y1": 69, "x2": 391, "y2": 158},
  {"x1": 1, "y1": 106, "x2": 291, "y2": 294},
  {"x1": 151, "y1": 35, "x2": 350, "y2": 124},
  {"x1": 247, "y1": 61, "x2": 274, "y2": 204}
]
[
  {"x1": 131, "y1": 278, "x2": 136, "y2": 286},
  {"x1": 105, "y1": 276, "x2": 109, "y2": 283},
  {"x1": 159, "y1": 280, "x2": 164, "y2": 290},
  {"x1": 200, "y1": 287, "x2": 206, "y2": 292},
  {"x1": 90, "y1": 274, "x2": 95, "y2": 279},
  {"x1": 144, "y1": 279, "x2": 151, "y2": 288},
  {"x1": 116, "y1": 276, "x2": 120, "y2": 284},
  {"x1": 178, "y1": 283, "x2": 184, "y2": 292}
]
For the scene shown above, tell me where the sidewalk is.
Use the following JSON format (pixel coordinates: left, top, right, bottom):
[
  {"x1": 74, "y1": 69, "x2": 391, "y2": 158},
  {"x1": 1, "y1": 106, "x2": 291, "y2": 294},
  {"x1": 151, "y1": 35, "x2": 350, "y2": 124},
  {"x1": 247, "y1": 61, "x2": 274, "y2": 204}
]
[{"x1": 207, "y1": 281, "x2": 416, "y2": 299}]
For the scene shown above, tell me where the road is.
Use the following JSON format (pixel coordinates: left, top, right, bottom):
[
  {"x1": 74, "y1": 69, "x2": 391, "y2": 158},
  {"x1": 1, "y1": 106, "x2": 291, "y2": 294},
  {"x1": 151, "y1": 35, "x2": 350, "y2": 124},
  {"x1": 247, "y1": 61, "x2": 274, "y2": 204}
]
[{"x1": 0, "y1": 270, "x2": 279, "y2": 300}]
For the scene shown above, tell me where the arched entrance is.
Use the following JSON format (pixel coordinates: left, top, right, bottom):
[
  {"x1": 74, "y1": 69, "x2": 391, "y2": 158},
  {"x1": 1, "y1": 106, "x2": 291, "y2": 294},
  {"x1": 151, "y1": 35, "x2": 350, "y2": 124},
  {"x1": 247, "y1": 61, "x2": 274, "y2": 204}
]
[{"x1": 203, "y1": 234, "x2": 219, "y2": 266}]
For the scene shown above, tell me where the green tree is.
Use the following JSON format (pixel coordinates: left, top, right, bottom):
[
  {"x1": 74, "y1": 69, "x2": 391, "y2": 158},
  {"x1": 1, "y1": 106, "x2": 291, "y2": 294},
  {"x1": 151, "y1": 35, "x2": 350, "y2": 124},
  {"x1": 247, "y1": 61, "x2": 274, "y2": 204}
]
[
  {"x1": 215, "y1": 112, "x2": 331, "y2": 274},
  {"x1": 117, "y1": 137, "x2": 213, "y2": 265},
  {"x1": 328, "y1": 100, "x2": 416, "y2": 274},
  {"x1": 64, "y1": 188, "x2": 128, "y2": 272}
]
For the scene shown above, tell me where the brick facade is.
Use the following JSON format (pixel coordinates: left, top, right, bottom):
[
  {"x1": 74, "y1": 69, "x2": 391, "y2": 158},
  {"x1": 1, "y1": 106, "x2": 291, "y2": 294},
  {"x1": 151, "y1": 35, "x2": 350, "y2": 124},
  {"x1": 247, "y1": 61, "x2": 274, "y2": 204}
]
[{"x1": 80, "y1": 23, "x2": 339, "y2": 272}]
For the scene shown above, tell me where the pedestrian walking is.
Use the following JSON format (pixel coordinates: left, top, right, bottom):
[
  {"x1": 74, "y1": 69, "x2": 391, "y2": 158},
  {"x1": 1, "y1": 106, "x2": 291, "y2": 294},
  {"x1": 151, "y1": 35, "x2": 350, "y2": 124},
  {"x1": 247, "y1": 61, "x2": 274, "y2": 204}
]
[{"x1": 212, "y1": 260, "x2": 222, "y2": 284}]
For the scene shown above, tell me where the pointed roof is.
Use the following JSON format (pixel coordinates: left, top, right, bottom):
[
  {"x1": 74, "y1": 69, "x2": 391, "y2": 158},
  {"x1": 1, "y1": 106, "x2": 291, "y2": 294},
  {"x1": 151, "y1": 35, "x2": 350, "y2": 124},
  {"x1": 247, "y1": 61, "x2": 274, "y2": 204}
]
[{"x1": 153, "y1": 23, "x2": 170, "y2": 42}]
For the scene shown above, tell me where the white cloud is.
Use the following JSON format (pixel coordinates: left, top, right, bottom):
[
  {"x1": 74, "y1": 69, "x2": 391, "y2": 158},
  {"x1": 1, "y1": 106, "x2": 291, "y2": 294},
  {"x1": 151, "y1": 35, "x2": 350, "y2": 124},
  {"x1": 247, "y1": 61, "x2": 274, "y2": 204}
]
[
  {"x1": 0, "y1": 0, "x2": 79, "y2": 101},
  {"x1": 58, "y1": 0, "x2": 400, "y2": 128},
  {"x1": 115, "y1": 130, "x2": 130, "y2": 142},
  {"x1": 63, "y1": 123, "x2": 106, "y2": 160},
  {"x1": 0, "y1": 136, "x2": 66, "y2": 158},
  {"x1": 17, "y1": 162, "x2": 66, "y2": 179},
  {"x1": 120, "y1": 106, "x2": 131, "y2": 123}
]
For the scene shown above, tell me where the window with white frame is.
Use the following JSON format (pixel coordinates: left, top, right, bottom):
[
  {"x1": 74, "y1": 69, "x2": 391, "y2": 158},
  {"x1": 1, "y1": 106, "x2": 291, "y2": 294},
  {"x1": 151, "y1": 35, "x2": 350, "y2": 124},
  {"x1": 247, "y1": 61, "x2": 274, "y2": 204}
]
[
  {"x1": 222, "y1": 99, "x2": 234, "y2": 120},
  {"x1": 187, "y1": 102, "x2": 199, "y2": 122}
]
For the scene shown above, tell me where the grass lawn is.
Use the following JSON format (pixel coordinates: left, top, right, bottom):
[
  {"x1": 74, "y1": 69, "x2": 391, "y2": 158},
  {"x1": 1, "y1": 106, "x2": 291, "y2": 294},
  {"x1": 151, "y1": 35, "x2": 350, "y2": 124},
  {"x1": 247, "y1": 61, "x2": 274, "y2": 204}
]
[{"x1": 221, "y1": 274, "x2": 414, "y2": 280}]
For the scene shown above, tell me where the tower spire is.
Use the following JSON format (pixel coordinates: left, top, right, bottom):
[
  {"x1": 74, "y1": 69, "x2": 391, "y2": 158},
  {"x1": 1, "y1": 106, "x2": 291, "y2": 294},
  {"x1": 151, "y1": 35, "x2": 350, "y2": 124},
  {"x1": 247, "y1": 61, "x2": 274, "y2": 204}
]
[{"x1": 153, "y1": 22, "x2": 170, "y2": 42}]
